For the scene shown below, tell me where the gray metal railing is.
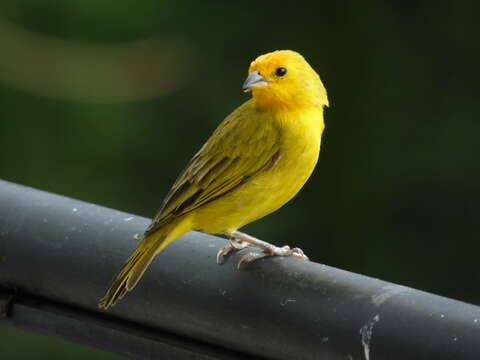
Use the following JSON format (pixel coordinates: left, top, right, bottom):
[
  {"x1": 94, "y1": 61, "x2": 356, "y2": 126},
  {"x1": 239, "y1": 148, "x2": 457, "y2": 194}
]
[{"x1": 0, "y1": 179, "x2": 479, "y2": 359}]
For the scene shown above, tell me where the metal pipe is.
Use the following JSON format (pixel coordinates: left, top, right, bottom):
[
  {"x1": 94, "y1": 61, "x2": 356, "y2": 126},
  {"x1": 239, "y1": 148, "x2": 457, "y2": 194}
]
[{"x1": 0, "y1": 179, "x2": 479, "y2": 360}]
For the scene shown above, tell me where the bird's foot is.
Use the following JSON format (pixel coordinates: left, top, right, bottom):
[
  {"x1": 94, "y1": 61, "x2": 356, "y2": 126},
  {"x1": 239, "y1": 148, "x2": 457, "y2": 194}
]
[
  {"x1": 216, "y1": 238, "x2": 250, "y2": 264},
  {"x1": 217, "y1": 230, "x2": 309, "y2": 268},
  {"x1": 236, "y1": 245, "x2": 309, "y2": 269}
]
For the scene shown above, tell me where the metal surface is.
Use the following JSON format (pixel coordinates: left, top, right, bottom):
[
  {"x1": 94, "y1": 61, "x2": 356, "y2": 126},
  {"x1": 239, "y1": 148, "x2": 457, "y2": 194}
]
[
  {"x1": 3, "y1": 293, "x2": 251, "y2": 360},
  {"x1": 0, "y1": 288, "x2": 13, "y2": 319},
  {"x1": 0, "y1": 179, "x2": 479, "y2": 360}
]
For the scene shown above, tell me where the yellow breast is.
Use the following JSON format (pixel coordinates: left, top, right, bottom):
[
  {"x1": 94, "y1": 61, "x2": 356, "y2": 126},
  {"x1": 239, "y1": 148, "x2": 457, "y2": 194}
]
[{"x1": 193, "y1": 107, "x2": 325, "y2": 234}]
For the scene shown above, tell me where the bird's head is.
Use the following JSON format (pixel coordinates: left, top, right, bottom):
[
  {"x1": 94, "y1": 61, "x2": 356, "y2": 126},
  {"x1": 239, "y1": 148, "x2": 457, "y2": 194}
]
[{"x1": 243, "y1": 50, "x2": 329, "y2": 112}]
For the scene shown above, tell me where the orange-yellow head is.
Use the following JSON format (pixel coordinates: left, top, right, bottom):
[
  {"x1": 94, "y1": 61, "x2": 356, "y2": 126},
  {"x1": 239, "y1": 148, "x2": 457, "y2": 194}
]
[{"x1": 243, "y1": 50, "x2": 329, "y2": 112}]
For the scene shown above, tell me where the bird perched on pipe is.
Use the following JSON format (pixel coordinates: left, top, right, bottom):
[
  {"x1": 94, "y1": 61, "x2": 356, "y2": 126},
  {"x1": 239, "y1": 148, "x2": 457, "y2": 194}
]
[{"x1": 99, "y1": 50, "x2": 329, "y2": 309}]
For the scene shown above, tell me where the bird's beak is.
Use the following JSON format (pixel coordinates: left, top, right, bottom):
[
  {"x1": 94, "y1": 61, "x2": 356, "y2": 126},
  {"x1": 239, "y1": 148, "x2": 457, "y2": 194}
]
[{"x1": 242, "y1": 71, "x2": 267, "y2": 92}]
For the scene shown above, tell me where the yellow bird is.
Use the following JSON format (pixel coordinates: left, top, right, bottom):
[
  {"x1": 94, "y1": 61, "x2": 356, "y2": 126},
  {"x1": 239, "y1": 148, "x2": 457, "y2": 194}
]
[{"x1": 99, "y1": 50, "x2": 329, "y2": 309}]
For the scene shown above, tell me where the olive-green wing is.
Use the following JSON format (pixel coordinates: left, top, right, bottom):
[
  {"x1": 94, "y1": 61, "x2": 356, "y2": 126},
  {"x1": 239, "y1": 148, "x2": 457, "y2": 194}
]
[{"x1": 144, "y1": 102, "x2": 281, "y2": 235}]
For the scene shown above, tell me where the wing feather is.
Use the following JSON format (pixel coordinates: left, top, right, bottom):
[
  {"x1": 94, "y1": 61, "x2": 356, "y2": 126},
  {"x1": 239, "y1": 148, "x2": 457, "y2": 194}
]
[{"x1": 145, "y1": 101, "x2": 281, "y2": 235}]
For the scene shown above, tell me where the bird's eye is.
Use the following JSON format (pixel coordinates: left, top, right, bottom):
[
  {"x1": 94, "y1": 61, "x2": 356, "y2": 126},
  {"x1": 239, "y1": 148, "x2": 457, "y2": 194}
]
[{"x1": 275, "y1": 67, "x2": 287, "y2": 77}]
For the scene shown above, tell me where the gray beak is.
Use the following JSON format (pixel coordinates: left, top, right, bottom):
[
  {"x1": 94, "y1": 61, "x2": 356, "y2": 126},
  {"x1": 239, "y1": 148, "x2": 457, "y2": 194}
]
[{"x1": 242, "y1": 71, "x2": 267, "y2": 92}]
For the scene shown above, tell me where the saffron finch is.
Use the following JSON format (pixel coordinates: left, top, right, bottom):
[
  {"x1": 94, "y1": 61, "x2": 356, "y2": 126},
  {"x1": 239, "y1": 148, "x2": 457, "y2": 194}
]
[{"x1": 99, "y1": 50, "x2": 329, "y2": 309}]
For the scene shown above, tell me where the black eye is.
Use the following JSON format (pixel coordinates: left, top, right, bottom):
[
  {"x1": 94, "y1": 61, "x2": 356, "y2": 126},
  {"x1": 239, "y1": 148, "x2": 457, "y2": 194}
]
[{"x1": 275, "y1": 67, "x2": 287, "y2": 77}]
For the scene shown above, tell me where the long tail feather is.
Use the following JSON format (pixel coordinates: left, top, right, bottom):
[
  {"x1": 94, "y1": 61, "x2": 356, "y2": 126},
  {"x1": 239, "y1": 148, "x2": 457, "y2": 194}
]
[
  {"x1": 98, "y1": 232, "x2": 164, "y2": 309},
  {"x1": 98, "y1": 216, "x2": 192, "y2": 309}
]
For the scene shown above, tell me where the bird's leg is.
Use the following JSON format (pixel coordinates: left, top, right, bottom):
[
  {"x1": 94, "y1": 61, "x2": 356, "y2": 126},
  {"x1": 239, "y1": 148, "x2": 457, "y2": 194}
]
[
  {"x1": 229, "y1": 230, "x2": 309, "y2": 268},
  {"x1": 216, "y1": 236, "x2": 250, "y2": 264}
]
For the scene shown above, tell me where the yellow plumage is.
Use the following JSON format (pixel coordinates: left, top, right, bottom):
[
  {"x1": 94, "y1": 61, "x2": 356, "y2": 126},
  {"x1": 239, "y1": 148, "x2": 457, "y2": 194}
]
[{"x1": 99, "y1": 50, "x2": 329, "y2": 309}]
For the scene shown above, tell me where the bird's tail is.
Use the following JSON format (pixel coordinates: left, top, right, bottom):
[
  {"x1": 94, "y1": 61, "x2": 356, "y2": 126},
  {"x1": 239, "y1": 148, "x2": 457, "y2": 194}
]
[{"x1": 98, "y1": 220, "x2": 189, "y2": 309}]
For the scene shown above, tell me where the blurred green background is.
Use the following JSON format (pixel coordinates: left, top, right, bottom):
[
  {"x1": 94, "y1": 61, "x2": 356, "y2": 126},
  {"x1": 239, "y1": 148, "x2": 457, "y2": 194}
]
[{"x1": 0, "y1": 1, "x2": 479, "y2": 358}]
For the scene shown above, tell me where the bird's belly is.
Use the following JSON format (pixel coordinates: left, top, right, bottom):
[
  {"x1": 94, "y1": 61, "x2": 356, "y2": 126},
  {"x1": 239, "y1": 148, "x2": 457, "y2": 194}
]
[{"x1": 193, "y1": 143, "x2": 319, "y2": 234}]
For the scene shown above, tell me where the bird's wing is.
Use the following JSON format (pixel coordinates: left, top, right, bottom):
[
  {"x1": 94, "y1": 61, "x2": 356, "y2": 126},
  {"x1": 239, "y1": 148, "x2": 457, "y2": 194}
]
[{"x1": 144, "y1": 103, "x2": 281, "y2": 235}]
